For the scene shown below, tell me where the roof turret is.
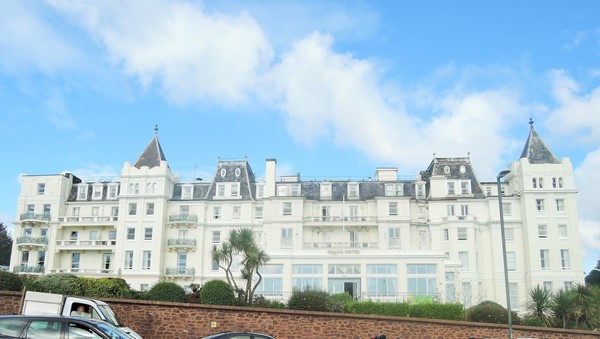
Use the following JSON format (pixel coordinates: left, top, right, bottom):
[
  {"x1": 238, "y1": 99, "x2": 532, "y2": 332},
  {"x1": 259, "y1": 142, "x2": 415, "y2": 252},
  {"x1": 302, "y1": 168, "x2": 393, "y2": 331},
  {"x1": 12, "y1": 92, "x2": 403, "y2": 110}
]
[
  {"x1": 519, "y1": 118, "x2": 560, "y2": 164},
  {"x1": 134, "y1": 125, "x2": 168, "y2": 169}
]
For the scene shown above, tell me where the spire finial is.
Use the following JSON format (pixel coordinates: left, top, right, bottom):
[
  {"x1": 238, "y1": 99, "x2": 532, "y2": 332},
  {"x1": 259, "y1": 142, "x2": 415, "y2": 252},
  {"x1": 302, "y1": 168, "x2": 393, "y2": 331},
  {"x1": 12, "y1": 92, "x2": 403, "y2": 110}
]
[
  {"x1": 529, "y1": 117, "x2": 534, "y2": 128},
  {"x1": 154, "y1": 125, "x2": 158, "y2": 135}
]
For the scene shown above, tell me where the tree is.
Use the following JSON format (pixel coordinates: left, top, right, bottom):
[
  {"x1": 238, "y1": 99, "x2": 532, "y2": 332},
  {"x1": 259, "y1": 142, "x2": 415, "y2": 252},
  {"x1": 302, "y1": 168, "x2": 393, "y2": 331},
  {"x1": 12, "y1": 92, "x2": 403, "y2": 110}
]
[
  {"x1": 524, "y1": 285, "x2": 554, "y2": 327},
  {"x1": 0, "y1": 223, "x2": 12, "y2": 266},
  {"x1": 552, "y1": 288, "x2": 575, "y2": 328},
  {"x1": 210, "y1": 228, "x2": 270, "y2": 305},
  {"x1": 585, "y1": 256, "x2": 600, "y2": 286}
]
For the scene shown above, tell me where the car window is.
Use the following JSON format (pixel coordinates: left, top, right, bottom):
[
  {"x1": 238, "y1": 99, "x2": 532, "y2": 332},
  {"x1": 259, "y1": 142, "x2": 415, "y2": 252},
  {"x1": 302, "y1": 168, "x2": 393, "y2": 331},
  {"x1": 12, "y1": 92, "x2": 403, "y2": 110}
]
[
  {"x1": 68, "y1": 322, "x2": 103, "y2": 339},
  {"x1": 230, "y1": 336, "x2": 251, "y2": 339},
  {"x1": 0, "y1": 318, "x2": 28, "y2": 337},
  {"x1": 25, "y1": 320, "x2": 61, "y2": 339}
]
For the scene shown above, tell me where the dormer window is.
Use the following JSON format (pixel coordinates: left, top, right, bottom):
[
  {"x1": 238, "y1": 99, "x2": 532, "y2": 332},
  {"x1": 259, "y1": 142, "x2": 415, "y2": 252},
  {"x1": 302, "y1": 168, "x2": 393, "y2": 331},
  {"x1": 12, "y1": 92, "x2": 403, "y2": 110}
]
[
  {"x1": 77, "y1": 185, "x2": 88, "y2": 200},
  {"x1": 320, "y1": 183, "x2": 332, "y2": 199},
  {"x1": 217, "y1": 184, "x2": 226, "y2": 197},
  {"x1": 231, "y1": 184, "x2": 239, "y2": 196},
  {"x1": 92, "y1": 185, "x2": 103, "y2": 200},
  {"x1": 256, "y1": 184, "x2": 264, "y2": 199},
  {"x1": 416, "y1": 183, "x2": 425, "y2": 199},
  {"x1": 277, "y1": 184, "x2": 301, "y2": 197},
  {"x1": 107, "y1": 185, "x2": 119, "y2": 200},
  {"x1": 447, "y1": 182, "x2": 455, "y2": 195},
  {"x1": 348, "y1": 183, "x2": 359, "y2": 199},
  {"x1": 385, "y1": 183, "x2": 403, "y2": 197},
  {"x1": 460, "y1": 181, "x2": 471, "y2": 194},
  {"x1": 182, "y1": 185, "x2": 193, "y2": 200},
  {"x1": 215, "y1": 183, "x2": 241, "y2": 198}
]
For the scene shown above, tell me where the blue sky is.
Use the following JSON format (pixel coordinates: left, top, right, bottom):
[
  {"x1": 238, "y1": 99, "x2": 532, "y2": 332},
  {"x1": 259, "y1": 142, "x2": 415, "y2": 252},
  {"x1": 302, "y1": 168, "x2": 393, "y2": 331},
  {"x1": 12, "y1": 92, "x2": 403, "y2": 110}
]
[{"x1": 1, "y1": 1, "x2": 600, "y2": 270}]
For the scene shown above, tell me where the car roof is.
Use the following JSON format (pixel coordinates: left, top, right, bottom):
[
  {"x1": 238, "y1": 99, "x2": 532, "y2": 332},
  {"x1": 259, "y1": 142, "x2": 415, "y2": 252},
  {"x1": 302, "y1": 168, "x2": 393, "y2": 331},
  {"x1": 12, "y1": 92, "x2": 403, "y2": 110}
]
[{"x1": 0, "y1": 315, "x2": 107, "y2": 325}]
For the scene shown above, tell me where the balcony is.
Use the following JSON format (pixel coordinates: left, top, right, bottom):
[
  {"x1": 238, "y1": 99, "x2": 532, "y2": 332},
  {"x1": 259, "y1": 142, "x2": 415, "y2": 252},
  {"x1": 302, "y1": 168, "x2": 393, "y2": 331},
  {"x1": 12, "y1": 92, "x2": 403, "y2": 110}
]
[
  {"x1": 47, "y1": 268, "x2": 119, "y2": 276},
  {"x1": 167, "y1": 238, "x2": 197, "y2": 252},
  {"x1": 165, "y1": 267, "x2": 195, "y2": 280},
  {"x1": 55, "y1": 239, "x2": 116, "y2": 251},
  {"x1": 303, "y1": 216, "x2": 377, "y2": 226},
  {"x1": 57, "y1": 216, "x2": 118, "y2": 228},
  {"x1": 303, "y1": 242, "x2": 378, "y2": 249},
  {"x1": 167, "y1": 214, "x2": 198, "y2": 228},
  {"x1": 13, "y1": 265, "x2": 45, "y2": 274},
  {"x1": 19, "y1": 213, "x2": 51, "y2": 223},
  {"x1": 16, "y1": 236, "x2": 48, "y2": 249}
]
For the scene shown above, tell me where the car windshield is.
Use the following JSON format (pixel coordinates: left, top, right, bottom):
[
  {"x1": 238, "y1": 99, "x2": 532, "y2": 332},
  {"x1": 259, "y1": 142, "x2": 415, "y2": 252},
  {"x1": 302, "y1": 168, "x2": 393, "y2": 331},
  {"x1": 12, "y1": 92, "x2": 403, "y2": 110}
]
[
  {"x1": 96, "y1": 322, "x2": 134, "y2": 339},
  {"x1": 98, "y1": 305, "x2": 122, "y2": 326}
]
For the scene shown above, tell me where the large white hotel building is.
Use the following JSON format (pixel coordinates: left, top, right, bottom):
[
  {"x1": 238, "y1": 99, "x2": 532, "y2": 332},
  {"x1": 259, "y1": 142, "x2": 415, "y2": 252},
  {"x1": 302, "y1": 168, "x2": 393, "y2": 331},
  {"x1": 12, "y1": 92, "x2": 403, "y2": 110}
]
[{"x1": 10, "y1": 121, "x2": 584, "y2": 310}]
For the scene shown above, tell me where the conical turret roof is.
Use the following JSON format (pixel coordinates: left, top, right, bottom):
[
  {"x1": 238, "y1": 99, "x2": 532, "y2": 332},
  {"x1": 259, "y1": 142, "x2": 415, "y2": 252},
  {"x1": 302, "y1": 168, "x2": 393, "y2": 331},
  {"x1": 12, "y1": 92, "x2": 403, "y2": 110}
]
[
  {"x1": 520, "y1": 119, "x2": 560, "y2": 164},
  {"x1": 134, "y1": 126, "x2": 168, "y2": 169}
]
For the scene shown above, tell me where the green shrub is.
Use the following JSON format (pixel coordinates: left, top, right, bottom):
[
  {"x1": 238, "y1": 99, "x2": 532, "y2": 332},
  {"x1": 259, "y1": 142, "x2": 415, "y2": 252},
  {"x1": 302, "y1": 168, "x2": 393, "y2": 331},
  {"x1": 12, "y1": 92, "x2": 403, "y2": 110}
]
[
  {"x1": 25, "y1": 274, "x2": 85, "y2": 295},
  {"x1": 146, "y1": 281, "x2": 186, "y2": 302},
  {"x1": 327, "y1": 293, "x2": 353, "y2": 313},
  {"x1": 410, "y1": 303, "x2": 464, "y2": 321},
  {"x1": 0, "y1": 271, "x2": 24, "y2": 291},
  {"x1": 80, "y1": 277, "x2": 133, "y2": 299},
  {"x1": 287, "y1": 289, "x2": 329, "y2": 312},
  {"x1": 466, "y1": 300, "x2": 519, "y2": 325},
  {"x1": 349, "y1": 301, "x2": 411, "y2": 317},
  {"x1": 201, "y1": 280, "x2": 235, "y2": 306},
  {"x1": 252, "y1": 295, "x2": 286, "y2": 309}
]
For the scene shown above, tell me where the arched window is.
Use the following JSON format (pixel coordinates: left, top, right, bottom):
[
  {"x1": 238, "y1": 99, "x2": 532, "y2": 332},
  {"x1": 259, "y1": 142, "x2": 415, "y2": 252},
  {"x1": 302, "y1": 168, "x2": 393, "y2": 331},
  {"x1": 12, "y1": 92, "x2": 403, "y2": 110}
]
[
  {"x1": 552, "y1": 177, "x2": 557, "y2": 188},
  {"x1": 538, "y1": 177, "x2": 544, "y2": 188},
  {"x1": 134, "y1": 183, "x2": 140, "y2": 194},
  {"x1": 153, "y1": 183, "x2": 157, "y2": 193},
  {"x1": 532, "y1": 178, "x2": 537, "y2": 188},
  {"x1": 129, "y1": 183, "x2": 134, "y2": 194},
  {"x1": 558, "y1": 177, "x2": 563, "y2": 188}
]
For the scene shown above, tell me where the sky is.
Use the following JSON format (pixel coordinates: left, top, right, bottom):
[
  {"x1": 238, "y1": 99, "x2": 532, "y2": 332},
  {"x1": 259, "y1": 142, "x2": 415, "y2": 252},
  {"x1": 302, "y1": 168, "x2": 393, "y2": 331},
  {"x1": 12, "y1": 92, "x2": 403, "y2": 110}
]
[{"x1": 1, "y1": 1, "x2": 600, "y2": 271}]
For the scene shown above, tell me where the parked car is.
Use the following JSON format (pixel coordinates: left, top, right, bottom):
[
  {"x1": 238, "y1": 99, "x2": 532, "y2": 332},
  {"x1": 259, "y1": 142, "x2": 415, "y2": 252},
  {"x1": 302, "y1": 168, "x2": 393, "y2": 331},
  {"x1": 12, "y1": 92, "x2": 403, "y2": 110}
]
[
  {"x1": 0, "y1": 315, "x2": 134, "y2": 339},
  {"x1": 202, "y1": 332, "x2": 275, "y2": 339}
]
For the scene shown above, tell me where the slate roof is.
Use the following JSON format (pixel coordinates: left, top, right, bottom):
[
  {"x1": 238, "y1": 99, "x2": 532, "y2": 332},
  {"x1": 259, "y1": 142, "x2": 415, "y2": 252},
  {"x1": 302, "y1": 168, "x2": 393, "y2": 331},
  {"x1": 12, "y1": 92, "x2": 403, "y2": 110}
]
[
  {"x1": 520, "y1": 119, "x2": 560, "y2": 164},
  {"x1": 420, "y1": 157, "x2": 485, "y2": 199},
  {"x1": 134, "y1": 135, "x2": 168, "y2": 169}
]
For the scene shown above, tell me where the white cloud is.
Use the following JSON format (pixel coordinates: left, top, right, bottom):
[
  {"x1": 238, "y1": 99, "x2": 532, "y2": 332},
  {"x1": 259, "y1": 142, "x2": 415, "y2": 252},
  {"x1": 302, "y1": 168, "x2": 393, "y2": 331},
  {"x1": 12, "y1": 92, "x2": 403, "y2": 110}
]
[
  {"x1": 47, "y1": 0, "x2": 274, "y2": 105},
  {"x1": 0, "y1": 1, "x2": 80, "y2": 75},
  {"x1": 266, "y1": 32, "x2": 525, "y2": 179},
  {"x1": 70, "y1": 164, "x2": 120, "y2": 181},
  {"x1": 575, "y1": 149, "x2": 600, "y2": 268},
  {"x1": 547, "y1": 70, "x2": 600, "y2": 143}
]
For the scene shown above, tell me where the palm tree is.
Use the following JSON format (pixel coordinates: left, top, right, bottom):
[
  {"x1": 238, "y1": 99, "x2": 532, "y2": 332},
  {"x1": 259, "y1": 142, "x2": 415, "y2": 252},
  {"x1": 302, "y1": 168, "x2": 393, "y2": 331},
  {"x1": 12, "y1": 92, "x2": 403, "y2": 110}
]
[
  {"x1": 570, "y1": 283, "x2": 597, "y2": 328},
  {"x1": 525, "y1": 285, "x2": 554, "y2": 327},
  {"x1": 552, "y1": 288, "x2": 575, "y2": 328}
]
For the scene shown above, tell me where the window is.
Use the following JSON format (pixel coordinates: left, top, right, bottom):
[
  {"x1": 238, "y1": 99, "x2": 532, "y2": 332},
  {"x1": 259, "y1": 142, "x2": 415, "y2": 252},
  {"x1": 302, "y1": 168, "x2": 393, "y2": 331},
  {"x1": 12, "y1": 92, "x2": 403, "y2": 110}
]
[
  {"x1": 564, "y1": 281, "x2": 573, "y2": 290},
  {"x1": 71, "y1": 253, "x2": 80, "y2": 272},
  {"x1": 367, "y1": 264, "x2": 398, "y2": 297},
  {"x1": 212, "y1": 231, "x2": 221, "y2": 244},
  {"x1": 70, "y1": 231, "x2": 78, "y2": 241},
  {"x1": 180, "y1": 205, "x2": 190, "y2": 216},
  {"x1": 292, "y1": 264, "x2": 323, "y2": 291},
  {"x1": 111, "y1": 207, "x2": 119, "y2": 220},
  {"x1": 320, "y1": 183, "x2": 332, "y2": 199},
  {"x1": 389, "y1": 227, "x2": 400, "y2": 248},
  {"x1": 321, "y1": 206, "x2": 330, "y2": 220},
  {"x1": 447, "y1": 205, "x2": 455, "y2": 216},
  {"x1": 443, "y1": 229, "x2": 449, "y2": 241},
  {"x1": 91, "y1": 207, "x2": 99, "y2": 216},
  {"x1": 37, "y1": 183, "x2": 45, "y2": 195},
  {"x1": 462, "y1": 281, "x2": 472, "y2": 307},
  {"x1": 89, "y1": 231, "x2": 98, "y2": 240},
  {"x1": 278, "y1": 184, "x2": 301, "y2": 197},
  {"x1": 213, "y1": 206, "x2": 221, "y2": 219},
  {"x1": 128, "y1": 203, "x2": 137, "y2": 216},
  {"x1": 532, "y1": 178, "x2": 537, "y2": 188},
  {"x1": 256, "y1": 184, "x2": 264, "y2": 198},
  {"x1": 560, "y1": 249, "x2": 570, "y2": 270},
  {"x1": 283, "y1": 202, "x2": 292, "y2": 216},
  {"x1": 457, "y1": 228, "x2": 467, "y2": 241},
  {"x1": 509, "y1": 283, "x2": 519, "y2": 310},
  {"x1": 460, "y1": 205, "x2": 469, "y2": 216},
  {"x1": 328, "y1": 264, "x2": 361, "y2": 275},
  {"x1": 348, "y1": 183, "x2": 359, "y2": 198},
  {"x1": 255, "y1": 206, "x2": 263, "y2": 219},
  {"x1": 552, "y1": 177, "x2": 557, "y2": 188},
  {"x1": 407, "y1": 264, "x2": 437, "y2": 297},
  {"x1": 142, "y1": 251, "x2": 151, "y2": 270},
  {"x1": 507, "y1": 251, "x2": 516, "y2": 271},
  {"x1": 127, "y1": 228, "x2": 135, "y2": 240},
  {"x1": 459, "y1": 251, "x2": 469, "y2": 271},
  {"x1": 505, "y1": 227, "x2": 514, "y2": 241},
  {"x1": 445, "y1": 272, "x2": 456, "y2": 302},
  {"x1": 539, "y1": 177, "x2": 544, "y2": 188},
  {"x1": 124, "y1": 251, "x2": 133, "y2": 269},
  {"x1": 281, "y1": 228, "x2": 292, "y2": 248},
  {"x1": 134, "y1": 183, "x2": 140, "y2": 194},
  {"x1": 231, "y1": 183, "x2": 239, "y2": 196},
  {"x1": 21, "y1": 251, "x2": 29, "y2": 267},
  {"x1": 556, "y1": 199, "x2": 565, "y2": 212},
  {"x1": 182, "y1": 185, "x2": 193, "y2": 200},
  {"x1": 43, "y1": 204, "x2": 51, "y2": 218},
  {"x1": 140, "y1": 284, "x2": 149, "y2": 292},
  {"x1": 146, "y1": 203, "x2": 155, "y2": 215},
  {"x1": 558, "y1": 177, "x2": 563, "y2": 188},
  {"x1": 536, "y1": 199, "x2": 545, "y2": 212},
  {"x1": 232, "y1": 206, "x2": 241, "y2": 219},
  {"x1": 177, "y1": 253, "x2": 187, "y2": 273},
  {"x1": 543, "y1": 281, "x2": 553, "y2": 292},
  {"x1": 502, "y1": 202, "x2": 512, "y2": 216},
  {"x1": 144, "y1": 228, "x2": 153, "y2": 240},
  {"x1": 447, "y1": 182, "x2": 455, "y2": 195},
  {"x1": 254, "y1": 264, "x2": 284, "y2": 296},
  {"x1": 416, "y1": 183, "x2": 425, "y2": 198},
  {"x1": 92, "y1": 185, "x2": 103, "y2": 200},
  {"x1": 558, "y1": 224, "x2": 568, "y2": 238},
  {"x1": 25, "y1": 204, "x2": 34, "y2": 215},
  {"x1": 385, "y1": 183, "x2": 403, "y2": 197},
  {"x1": 212, "y1": 259, "x2": 220, "y2": 271},
  {"x1": 540, "y1": 249, "x2": 550, "y2": 269},
  {"x1": 217, "y1": 184, "x2": 225, "y2": 197},
  {"x1": 486, "y1": 187, "x2": 492, "y2": 196},
  {"x1": 538, "y1": 225, "x2": 548, "y2": 238},
  {"x1": 461, "y1": 181, "x2": 470, "y2": 194},
  {"x1": 77, "y1": 185, "x2": 87, "y2": 200},
  {"x1": 388, "y1": 202, "x2": 398, "y2": 216},
  {"x1": 23, "y1": 228, "x2": 32, "y2": 238}
]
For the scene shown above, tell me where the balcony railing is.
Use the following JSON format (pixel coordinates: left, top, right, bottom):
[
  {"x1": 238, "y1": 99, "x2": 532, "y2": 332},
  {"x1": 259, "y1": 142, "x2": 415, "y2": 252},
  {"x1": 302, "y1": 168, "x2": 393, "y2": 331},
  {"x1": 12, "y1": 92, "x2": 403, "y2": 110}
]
[
  {"x1": 165, "y1": 267, "x2": 195, "y2": 276},
  {"x1": 13, "y1": 265, "x2": 45, "y2": 273},
  {"x1": 55, "y1": 239, "x2": 116, "y2": 249},
  {"x1": 48, "y1": 268, "x2": 119, "y2": 275},
  {"x1": 16, "y1": 236, "x2": 48, "y2": 246},
  {"x1": 167, "y1": 238, "x2": 197, "y2": 247},
  {"x1": 19, "y1": 213, "x2": 50, "y2": 221},
  {"x1": 303, "y1": 242, "x2": 378, "y2": 249},
  {"x1": 168, "y1": 214, "x2": 198, "y2": 223},
  {"x1": 58, "y1": 216, "x2": 118, "y2": 223},
  {"x1": 304, "y1": 216, "x2": 376, "y2": 222}
]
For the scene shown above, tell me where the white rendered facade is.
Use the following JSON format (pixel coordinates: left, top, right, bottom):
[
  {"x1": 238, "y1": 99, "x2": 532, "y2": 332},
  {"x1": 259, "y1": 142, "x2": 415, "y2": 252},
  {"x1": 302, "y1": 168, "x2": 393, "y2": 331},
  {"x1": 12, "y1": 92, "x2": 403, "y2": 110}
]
[{"x1": 10, "y1": 125, "x2": 584, "y2": 310}]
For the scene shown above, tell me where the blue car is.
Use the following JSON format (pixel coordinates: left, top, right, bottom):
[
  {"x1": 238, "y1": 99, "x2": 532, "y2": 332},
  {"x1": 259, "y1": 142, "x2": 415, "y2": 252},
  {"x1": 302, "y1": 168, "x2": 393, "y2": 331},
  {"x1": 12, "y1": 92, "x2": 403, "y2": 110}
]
[
  {"x1": 202, "y1": 332, "x2": 274, "y2": 339},
  {"x1": 0, "y1": 315, "x2": 134, "y2": 339}
]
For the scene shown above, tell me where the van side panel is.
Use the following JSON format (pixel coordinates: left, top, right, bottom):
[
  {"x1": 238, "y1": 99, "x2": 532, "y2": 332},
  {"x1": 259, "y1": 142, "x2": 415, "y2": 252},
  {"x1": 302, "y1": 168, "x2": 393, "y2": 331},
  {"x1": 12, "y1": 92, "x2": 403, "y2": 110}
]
[{"x1": 22, "y1": 291, "x2": 64, "y2": 316}]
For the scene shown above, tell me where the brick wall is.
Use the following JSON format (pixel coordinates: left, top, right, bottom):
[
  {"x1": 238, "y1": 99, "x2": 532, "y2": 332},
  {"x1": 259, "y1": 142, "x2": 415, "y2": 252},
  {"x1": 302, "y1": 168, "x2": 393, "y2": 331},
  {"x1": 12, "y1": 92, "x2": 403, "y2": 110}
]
[{"x1": 1, "y1": 291, "x2": 599, "y2": 339}]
